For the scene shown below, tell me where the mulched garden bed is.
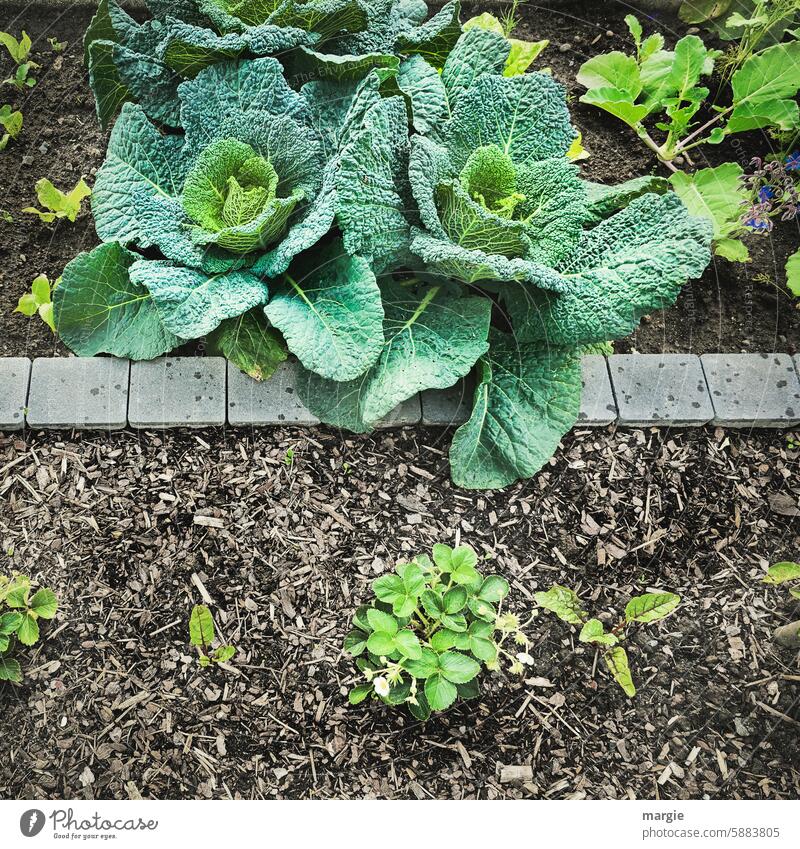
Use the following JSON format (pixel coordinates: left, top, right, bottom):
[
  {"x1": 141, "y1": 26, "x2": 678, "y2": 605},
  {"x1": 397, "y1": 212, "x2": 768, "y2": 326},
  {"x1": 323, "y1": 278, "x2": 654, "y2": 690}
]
[
  {"x1": 1, "y1": 424, "x2": 798, "y2": 799},
  {"x1": 0, "y1": 1, "x2": 798, "y2": 361}
]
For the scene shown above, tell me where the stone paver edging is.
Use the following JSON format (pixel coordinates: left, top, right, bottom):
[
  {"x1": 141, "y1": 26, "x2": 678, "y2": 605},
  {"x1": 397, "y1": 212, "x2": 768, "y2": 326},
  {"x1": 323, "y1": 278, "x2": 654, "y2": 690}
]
[{"x1": 2, "y1": 354, "x2": 800, "y2": 432}]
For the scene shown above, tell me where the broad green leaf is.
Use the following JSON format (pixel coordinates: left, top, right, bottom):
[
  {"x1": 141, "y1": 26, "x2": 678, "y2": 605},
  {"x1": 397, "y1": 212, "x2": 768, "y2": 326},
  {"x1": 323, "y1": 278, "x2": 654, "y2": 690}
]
[
  {"x1": 0, "y1": 635, "x2": 8, "y2": 652},
  {"x1": 213, "y1": 645, "x2": 236, "y2": 663},
  {"x1": 450, "y1": 562, "x2": 481, "y2": 587},
  {"x1": 667, "y1": 35, "x2": 711, "y2": 99},
  {"x1": 130, "y1": 260, "x2": 269, "y2": 340},
  {"x1": 344, "y1": 629, "x2": 368, "y2": 656},
  {"x1": 438, "y1": 650, "x2": 481, "y2": 684},
  {"x1": 397, "y1": 562, "x2": 425, "y2": 597},
  {"x1": 207, "y1": 309, "x2": 287, "y2": 381},
  {"x1": 579, "y1": 88, "x2": 649, "y2": 128},
  {"x1": 450, "y1": 546, "x2": 479, "y2": 572},
  {"x1": 366, "y1": 631, "x2": 396, "y2": 656},
  {"x1": 54, "y1": 243, "x2": 179, "y2": 360},
  {"x1": 443, "y1": 586, "x2": 467, "y2": 614},
  {"x1": 16, "y1": 613, "x2": 39, "y2": 646},
  {"x1": 0, "y1": 612, "x2": 23, "y2": 635},
  {"x1": 430, "y1": 629, "x2": 457, "y2": 652},
  {"x1": 584, "y1": 174, "x2": 669, "y2": 226},
  {"x1": 24, "y1": 178, "x2": 92, "y2": 223},
  {"x1": 432, "y1": 543, "x2": 455, "y2": 571},
  {"x1": 298, "y1": 281, "x2": 491, "y2": 431},
  {"x1": 0, "y1": 656, "x2": 22, "y2": 683},
  {"x1": 440, "y1": 612, "x2": 467, "y2": 633},
  {"x1": 445, "y1": 72, "x2": 576, "y2": 171},
  {"x1": 349, "y1": 683, "x2": 372, "y2": 705},
  {"x1": 366, "y1": 608, "x2": 398, "y2": 636},
  {"x1": 469, "y1": 636, "x2": 497, "y2": 662},
  {"x1": 625, "y1": 14, "x2": 642, "y2": 47},
  {"x1": 535, "y1": 585, "x2": 587, "y2": 626},
  {"x1": 450, "y1": 333, "x2": 582, "y2": 490},
  {"x1": 424, "y1": 672, "x2": 458, "y2": 711},
  {"x1": 455, "y1": 679, "x2": 480, "y2": 700},
  {"x1": 625, "y1": 592, "x2": 681, "y2": 624},
  {"x1": 394, "y1": 630, "x2": 423, "y2": 660},
  {"x1": 788, "y1": 248, "x2": 800, "y2": 291},
  {"x1": 578, "y1": 618, "x2": 619, "y2": 646},
  {"x1": 189, "y1": 604, "x2": 215, "y2": 647},
  {"x1": 504, "y1": 37, "x2": 548, "y2": 77},
  {"x1": 404, "y1": 647, "x2": 439, "y2": 679},
  {"x1": 669, "y1": 163, "x2": 749, "y2": 260},
  {"x1": 408, "y1": 691, "x2": 431, "y2": 721},
  {"x1": 394, "y1": 0, "x2": 462, "y2": 68},
  {"x1": 763, "y1": 562, "x2": 800, "y2": 585},
  {"x1": 420, "y1": 589, "x2": 444, "y2": 619},
  {"x1": 604, "y1": 646, "x2": 636, "y2": 697},
  {"x1": 373, "y1": 574, "x2": 406, "y2": 604},
  {"x1": 478, "y1": 575, "x2": 509, "y2": 603},
  {"x1": 577, "y1": 52, "x2": 642, "y2": 99},
  {"x1": 726, "y1": 97, "x2": 799, "y2": 134},
  {"x1": 5, "y1": 576, "x2": 30, "y2": 608},
  {"x1": 29, "y1": 589, "x2": 58, "y2": 620},
  {"x1": 396, "y1": 55, "x2": 449, "y2": 135},
  {"x1": 265, "y1": 250, "x2": 384, "y2": 382},
  {"x1": 468, "y1": 597, "x2": 496, "y2": 622},
  {"x1": 714, "y1": 237, "x2": 750, "y2": 263},
  {"x1": 730, "y1": 42, "x2": 800, "y2": 132},
  {"x1": 352, "y1": 605, "x2": 371, "y2": 632}
]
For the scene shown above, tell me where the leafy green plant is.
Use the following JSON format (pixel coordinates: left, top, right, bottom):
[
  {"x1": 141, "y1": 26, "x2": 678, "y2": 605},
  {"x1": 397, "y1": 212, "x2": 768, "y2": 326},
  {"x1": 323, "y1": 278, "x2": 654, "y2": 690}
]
[
  {"x1": 0, "y1": 104, "x2": 22, "y2": 151},
  {"x1": 55, "y1": 8, "x2": 712, "y2": 490},
  {"x1": 577, "y1": 14, "x2": 800, "y2": 168},
  {"x1": 189, "y1": 604, "x2": 236, "y2": 668},
  {"x1": 669, "y1": 163, "x2": 751, "y2": 261},
  {"x1": 0, "y1": 574, "x2": 58, "y2": 684},
  {"x1": 48, "y1": 37, "x2": 67, "y2": 53},
  {"x1": 84, "y1": 0, "x2": 465, "y2": 128},
  {"x1": 3, "y1": 62, "x2": 36, "y2": 90},
  {"x1": 23, "y1": 178, "x2": 92, "y2": 223},
  {"x1": 345, "y1": 544, "x2": 534, "y2": 719},
  {"x1": 14, "y1": 274, "x2": 59, "y2": 331},
  {"x1": 762, "y1": 561, "x2": 800, "y2": 650},
  {"x1": 463, "y1": 11, "x2": 549, "y2": 76},
  {"x1": 0, "y1": 30, "x2": 35, "y2": 64},
  {"x1": 535, "y1": 585, "x2": 680, "y2": 697}
]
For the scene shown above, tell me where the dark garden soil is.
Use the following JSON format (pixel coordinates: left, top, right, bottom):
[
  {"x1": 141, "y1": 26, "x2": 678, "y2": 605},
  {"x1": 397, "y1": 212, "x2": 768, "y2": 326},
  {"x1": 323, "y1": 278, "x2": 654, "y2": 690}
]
[
  {"x1": 1, "y1": 424, "x2": 799, "y2": 800},
  {"x1": 0, "y1": 2, "x2": 798, "y2": 360}
]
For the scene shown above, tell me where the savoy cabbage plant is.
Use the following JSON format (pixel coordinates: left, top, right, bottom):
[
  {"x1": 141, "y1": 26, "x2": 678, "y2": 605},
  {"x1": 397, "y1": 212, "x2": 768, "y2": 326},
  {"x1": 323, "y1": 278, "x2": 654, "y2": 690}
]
[
  {"x1": 56, "y1": 8, "x2": 713, "y2": 490},
  {"x1": 84, "y1": 0, "x2": 462, "y2": 128}
]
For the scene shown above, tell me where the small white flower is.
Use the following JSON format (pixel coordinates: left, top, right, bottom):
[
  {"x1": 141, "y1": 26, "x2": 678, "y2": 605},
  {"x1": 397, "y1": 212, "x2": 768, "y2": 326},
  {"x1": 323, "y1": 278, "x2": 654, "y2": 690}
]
[
  {"x1": 373, "y1": 676, "x2": 391, "y2": 697},
  {"x1": 516, "y1": 652, "x2": 534, "y2": 666}
]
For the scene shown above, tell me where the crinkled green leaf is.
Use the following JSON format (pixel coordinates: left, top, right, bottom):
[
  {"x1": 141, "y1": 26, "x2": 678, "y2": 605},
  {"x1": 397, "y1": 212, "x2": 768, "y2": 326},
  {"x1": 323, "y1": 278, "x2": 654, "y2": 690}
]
[
  {"x1": 441, "y1": 27, "x2": 509, "y2": 109},
  {"x1": 535, "y1": 584, "x2": 587, "y2": 626},
  {"x1": 207, "y1": 309, "x2": 288, "y2": 381},
  {"x1": 584, "y1": 175, "x2": 670, "y2": 225},
  {"x1": 449, "y1": 332, "x2": 582, "y2": 490},
  {"x1": 130, "y1": 260, "x2": 269, "y2": 339},
  {"x1": 395, "y1": 54, "x2": 448, "y2": 134},
  {"x1": 297, "y1": 280, "x2": 491, "y2": 430},
  {"x1": 265, "y1": 248, "x2": 384, "y2": 382},
  {"x1": 54, "y1": 243, "x2": 179, "y2": 359}
]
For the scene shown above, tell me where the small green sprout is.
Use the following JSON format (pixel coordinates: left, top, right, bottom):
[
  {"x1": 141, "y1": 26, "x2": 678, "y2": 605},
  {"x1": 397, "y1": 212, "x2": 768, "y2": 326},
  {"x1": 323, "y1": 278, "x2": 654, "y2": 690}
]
[
  {"x1": 0, "y1": 30, "x2": 36, "y2": 64},
  {"x1": 284, "y1": 447, "x2": 294, "y2": 467},
  {"x1": 23, "y1": 177, "x2": 92, "y2": 223},
  {"x1": 48, "y1": 37, "x2": 67, "y2": 53},
  {"x1": 189, "y1": 604, "x2": 236, "y2": 668},
  {"x1": 15, "y1": 273, "x2": 59, "y2": 331},
  {"x1": 0, "y1": 104, "x2": 22, "y2": 150},
  {"x1": 536, "y1": 585, "x2": 681, "y2": 697}
]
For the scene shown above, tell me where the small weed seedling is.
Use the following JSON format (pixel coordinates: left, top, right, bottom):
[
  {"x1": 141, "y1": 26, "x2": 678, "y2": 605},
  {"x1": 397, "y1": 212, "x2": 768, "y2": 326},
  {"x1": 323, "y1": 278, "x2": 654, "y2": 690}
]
[
  {"x1": 535, "y1": 585, "x2": 680, "y2": 697},
  {"x1": 24, "y1": 178, "x2": 91, "y2": 223},
  {"x1": 0, "y1": 573, "x2": 58, "y2": 683},
  {"x1": 48, "y1": 37, "x2": 67, "y2": 53},
  {"x1": 344, "y1": 544, "x2": 533, "y2": 720},
  {"x1": 189, "y1": 604, "x2": 236, "y2": 668},
  {"x1": 762, "y1": 561, "x2": 800, "y2": 651},
  {"x1": 0, "y1": 104, "x2": 22, "y2": 151},
  {"x1": 15, "y1": 273, "x2": 59, "y2": 331}
]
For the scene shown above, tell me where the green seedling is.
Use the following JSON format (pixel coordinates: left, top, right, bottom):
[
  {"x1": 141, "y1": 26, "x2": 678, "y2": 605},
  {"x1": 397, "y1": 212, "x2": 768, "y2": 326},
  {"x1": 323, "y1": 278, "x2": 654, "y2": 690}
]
[
  {"x1": 189, "y1": 604, "x2": 236, "y2": 668},
  {"x1": 535, "y1": 585, "x2": 681, "y2": 697},
  {"x1": 0, "y1": 104, "x2": 22, "y2": 151},
  {"x1": 15, "y1": 273, "x2": 59, "y2": 331},
  {"x1": 345, "y1": 543, "x2": 533, "y2": 720},
  {"x1": 24, "y1": 177, "x2": 92, "y2": 223},
  {"x1": 48, "y1": 37, "x2": 67, "y2": 53},
  {"x1": 0, "y1": 30, "x2": 36, "y2": 64},
  {"x1": 0, "y1": 573, "x2": 59, "y2": 683}
]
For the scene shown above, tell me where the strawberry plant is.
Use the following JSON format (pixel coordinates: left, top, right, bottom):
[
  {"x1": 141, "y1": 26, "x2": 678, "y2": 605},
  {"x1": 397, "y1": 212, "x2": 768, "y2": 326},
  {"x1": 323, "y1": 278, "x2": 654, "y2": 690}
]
[
  {"x1": 0, "y1": 574, "x2": 58, "y2": 684},
  {"x1": 344, "y1": 544, "x2": 533, "y2": 720}
]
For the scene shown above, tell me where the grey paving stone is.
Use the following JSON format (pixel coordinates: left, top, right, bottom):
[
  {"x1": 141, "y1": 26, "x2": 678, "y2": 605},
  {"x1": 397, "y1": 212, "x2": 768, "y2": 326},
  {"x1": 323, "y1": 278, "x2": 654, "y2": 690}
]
[
  {"x1": 578, "y1": 356, "x2": 617, "y2": 426},
  {"x1": 421, "y1": 379, "x2": 474, "y2": 426},
  {"x1": 702, "y1": 353, "x2": 800, "y2": 427},
  {"x1": 227, "y1": 361, "x2": 319, "y2": 426},
  {"x1": 0, "y1": 358, "x2": 31, "y2": 431},
  {"x1": 129, "y1": 357, "x2": 226, "y2": 428},
  {"x1": 610, "y1": 354, "x2": 713, "y2": 426},
  {"x1": 26, "y1": 357, "x2": 129, "y2": 429}
]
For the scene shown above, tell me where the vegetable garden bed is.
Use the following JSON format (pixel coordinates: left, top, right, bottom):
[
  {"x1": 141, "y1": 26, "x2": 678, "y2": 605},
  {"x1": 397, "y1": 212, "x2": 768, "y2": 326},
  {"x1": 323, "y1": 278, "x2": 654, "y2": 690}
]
[{"x1": 0, "y1": 1, "x2": 797, "y2": 368}]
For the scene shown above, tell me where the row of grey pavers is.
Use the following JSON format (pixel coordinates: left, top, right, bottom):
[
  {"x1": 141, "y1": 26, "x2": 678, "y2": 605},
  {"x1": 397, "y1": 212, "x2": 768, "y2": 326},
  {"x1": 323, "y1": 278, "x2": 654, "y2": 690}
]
[{"x1": 1, "y1": 353, "x2": 799, "y2": 432}]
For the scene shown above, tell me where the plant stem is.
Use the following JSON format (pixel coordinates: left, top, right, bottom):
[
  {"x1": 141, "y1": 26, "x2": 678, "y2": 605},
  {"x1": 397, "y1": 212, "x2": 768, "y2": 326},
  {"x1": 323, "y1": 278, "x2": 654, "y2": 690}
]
[{"x1": 674, "y1": 108, "x2": 731, "y2": 153}]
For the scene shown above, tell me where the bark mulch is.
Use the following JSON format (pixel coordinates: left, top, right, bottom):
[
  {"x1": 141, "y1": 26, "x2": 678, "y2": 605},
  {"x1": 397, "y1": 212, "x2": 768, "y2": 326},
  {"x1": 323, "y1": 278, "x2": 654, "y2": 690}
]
[{"x1": 1, "y1": 425, "x2": 799, "y2": 800}]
